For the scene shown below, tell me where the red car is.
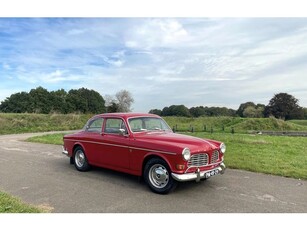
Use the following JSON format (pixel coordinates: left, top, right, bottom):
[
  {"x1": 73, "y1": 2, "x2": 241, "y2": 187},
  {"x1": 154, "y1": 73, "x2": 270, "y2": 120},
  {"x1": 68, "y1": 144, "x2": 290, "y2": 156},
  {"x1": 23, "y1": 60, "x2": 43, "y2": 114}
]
[{"x1": 62, "y1": 113, "x2": 226, "y2": 194}]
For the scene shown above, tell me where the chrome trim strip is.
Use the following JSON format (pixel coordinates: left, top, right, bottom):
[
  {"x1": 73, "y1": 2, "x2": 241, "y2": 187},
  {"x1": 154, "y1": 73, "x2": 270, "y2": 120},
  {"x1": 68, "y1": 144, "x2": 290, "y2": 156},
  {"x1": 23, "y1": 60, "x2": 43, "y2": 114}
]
[{"x1": 66, "y1": 139, "x2": 177, "y2": 155}]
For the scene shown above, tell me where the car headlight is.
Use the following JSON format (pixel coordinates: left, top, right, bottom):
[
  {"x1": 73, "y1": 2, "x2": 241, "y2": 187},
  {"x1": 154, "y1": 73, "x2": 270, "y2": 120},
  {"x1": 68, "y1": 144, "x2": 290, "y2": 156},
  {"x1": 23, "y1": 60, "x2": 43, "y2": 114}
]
[
  {"x1": 220, "y1": 143, "x2": 226, "y2": 154},
  {"x1": 182, "y1": 148, "x2": 191, "y2": 161}
]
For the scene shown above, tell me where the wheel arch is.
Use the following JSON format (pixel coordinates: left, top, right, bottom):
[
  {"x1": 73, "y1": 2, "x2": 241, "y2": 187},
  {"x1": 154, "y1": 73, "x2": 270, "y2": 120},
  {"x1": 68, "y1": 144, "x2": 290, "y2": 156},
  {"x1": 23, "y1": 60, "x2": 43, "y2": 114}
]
[
  {"x1": 142, "y1": 153, "x2": 172, "y2": 176},
  {"x1": 72, "y1": 143, "x2": 86, "y2": 156}
]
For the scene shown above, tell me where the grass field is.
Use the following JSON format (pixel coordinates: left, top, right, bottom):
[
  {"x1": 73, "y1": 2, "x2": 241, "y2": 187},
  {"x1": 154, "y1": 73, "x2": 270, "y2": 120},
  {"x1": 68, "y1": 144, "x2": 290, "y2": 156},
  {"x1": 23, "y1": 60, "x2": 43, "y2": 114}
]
[
  {"x1": 0, "y1": 113, "x2": 91, "y2": 135},
  {"x1": 288, "y1": 120, "x2": 307, "y2": 127},
  {"x1": 1, "y1": 113, "x2": 307, "y2": 135},
  {"x1": 188, "y1": 132, "x2": 307, "y2": 180},
  {"x1": 0, "y1": 191, "x2": 44, "y2": 213},
  {"x1": 164, "y1": 116, "x2": 307, "y2": 133}
]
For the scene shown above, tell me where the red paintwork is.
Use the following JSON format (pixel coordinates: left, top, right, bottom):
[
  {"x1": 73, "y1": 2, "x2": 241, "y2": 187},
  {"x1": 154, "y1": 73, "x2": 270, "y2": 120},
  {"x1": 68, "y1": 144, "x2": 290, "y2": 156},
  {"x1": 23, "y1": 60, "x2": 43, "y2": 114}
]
[{"x1": 63, "y1": 113, "x2": 224, "y2": 176}]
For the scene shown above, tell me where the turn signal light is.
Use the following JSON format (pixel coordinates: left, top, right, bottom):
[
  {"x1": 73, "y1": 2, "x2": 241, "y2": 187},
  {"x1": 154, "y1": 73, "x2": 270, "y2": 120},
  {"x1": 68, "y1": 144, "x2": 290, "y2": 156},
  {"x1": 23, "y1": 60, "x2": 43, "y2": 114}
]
[{"x1": 176, "y1": 164, "x2": 185, "y2": 170}]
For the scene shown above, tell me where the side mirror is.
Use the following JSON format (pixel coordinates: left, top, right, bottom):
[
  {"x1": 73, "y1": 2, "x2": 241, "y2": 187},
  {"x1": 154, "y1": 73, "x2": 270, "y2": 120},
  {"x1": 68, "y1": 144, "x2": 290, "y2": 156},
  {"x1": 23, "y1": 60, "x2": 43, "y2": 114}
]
[{"x1": 119, "y1": 129, "x2": 129, "y2": 137}]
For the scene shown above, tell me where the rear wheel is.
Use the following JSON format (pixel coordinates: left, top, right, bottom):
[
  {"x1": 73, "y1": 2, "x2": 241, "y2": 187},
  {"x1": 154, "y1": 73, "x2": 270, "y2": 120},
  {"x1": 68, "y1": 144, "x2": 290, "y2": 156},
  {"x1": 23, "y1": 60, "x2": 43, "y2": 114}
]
[
  {"x1": 73, "y1": 146, "x2": 90, "y2": 171},
  {"x1": 144, "y1": 158, "x2": 177, "y2": 194}
]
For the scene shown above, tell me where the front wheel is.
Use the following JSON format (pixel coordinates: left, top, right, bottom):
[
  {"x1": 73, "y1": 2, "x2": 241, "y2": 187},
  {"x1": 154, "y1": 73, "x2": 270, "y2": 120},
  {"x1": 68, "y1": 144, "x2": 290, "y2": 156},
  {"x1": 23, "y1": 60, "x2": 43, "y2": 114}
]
[
  {"x1": 73, "y1": 146, "x2": 90, "y2": 172},
  {"x1": 144, "y1": 158, "x2": 177, "y2": 194}
]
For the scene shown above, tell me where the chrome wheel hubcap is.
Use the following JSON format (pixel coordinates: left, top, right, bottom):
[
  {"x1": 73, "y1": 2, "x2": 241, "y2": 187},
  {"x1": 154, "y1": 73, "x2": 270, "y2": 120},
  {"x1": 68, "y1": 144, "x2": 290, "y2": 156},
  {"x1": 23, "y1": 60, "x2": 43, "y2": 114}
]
[
  {"x1": 149, "y1": 164, "x2": 169, "y2": 189},
  {"x1": 75, "y1": 150, "x2": 85, "y2": 168}
]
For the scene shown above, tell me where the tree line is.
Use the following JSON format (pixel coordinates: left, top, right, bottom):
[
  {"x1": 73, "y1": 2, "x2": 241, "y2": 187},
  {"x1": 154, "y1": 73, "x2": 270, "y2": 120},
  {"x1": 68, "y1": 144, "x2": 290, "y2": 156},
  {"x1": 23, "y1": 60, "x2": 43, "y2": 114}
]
[
  {"x1": 0, "y1": 87, "x2": 134, "y2": 114},
  {"x1": 149, "y1": 93, "x2": 307, "y2": 120},
  {"x1": 1, "y1": 88, "x2": 306, "y2": 120}
]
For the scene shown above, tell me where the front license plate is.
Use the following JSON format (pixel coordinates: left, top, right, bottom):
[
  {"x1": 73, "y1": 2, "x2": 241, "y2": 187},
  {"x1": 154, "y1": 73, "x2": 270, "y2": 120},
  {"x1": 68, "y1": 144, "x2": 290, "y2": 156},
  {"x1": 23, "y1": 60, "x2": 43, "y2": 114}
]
[{"x1": 205, "y1": 169, "x2": 219, "y2": 179}]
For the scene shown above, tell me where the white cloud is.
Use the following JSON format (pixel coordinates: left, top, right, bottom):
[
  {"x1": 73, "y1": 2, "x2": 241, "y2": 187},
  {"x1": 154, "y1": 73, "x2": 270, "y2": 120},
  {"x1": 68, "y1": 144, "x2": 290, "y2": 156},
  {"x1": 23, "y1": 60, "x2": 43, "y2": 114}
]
[
  {"x1": 17, "y1": 69, "x2": 84, "y2": 84},
  {"x1": 66, "y1": 28, "x2": 87, "y2": 36},
  {"x1": 125, "y1": 19, "x2": 190, "y2": 50},
  {"x1": 2, "y1": 63, "x2": 11, "y2": 70}
]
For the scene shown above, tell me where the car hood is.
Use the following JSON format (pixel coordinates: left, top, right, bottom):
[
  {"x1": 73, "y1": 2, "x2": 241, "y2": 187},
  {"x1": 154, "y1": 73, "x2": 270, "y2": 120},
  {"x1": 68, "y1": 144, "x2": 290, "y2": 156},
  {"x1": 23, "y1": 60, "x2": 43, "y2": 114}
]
[{"x1": 133, "y1": 131, "x2": 219, "y2": 153}]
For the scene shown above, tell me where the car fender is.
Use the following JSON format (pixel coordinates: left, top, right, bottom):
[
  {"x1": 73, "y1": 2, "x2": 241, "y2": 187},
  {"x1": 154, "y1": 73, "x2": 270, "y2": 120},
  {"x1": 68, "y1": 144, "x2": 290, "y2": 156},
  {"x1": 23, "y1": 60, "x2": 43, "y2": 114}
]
[{"x1": 142, "y1": 151, "x2": 175, "y2": 173}]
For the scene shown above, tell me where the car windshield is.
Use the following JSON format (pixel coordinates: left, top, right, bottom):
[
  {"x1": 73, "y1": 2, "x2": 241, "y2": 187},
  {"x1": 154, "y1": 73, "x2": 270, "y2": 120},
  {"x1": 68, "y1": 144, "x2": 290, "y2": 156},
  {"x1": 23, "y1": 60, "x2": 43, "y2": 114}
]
[{"x1": 128, "y1": 117, "x2": 172, "y2": 133}]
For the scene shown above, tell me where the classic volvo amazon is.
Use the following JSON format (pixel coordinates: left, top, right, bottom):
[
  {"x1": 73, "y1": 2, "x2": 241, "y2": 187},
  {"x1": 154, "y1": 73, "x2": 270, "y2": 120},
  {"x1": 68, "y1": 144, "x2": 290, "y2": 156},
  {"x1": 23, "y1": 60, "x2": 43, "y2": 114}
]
[{"x1": 62, "y1": 113, "x2": 226, "y2": 194}]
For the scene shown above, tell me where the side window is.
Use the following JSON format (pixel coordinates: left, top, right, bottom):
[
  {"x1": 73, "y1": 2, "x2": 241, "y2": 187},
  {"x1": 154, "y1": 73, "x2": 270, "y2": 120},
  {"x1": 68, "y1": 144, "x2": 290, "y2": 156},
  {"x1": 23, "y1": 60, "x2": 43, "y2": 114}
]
[
  {"x1": 86, "y1": 118, "x2": 103, "y2": 133},
  {"x1": 104, "y1": 118, "x2": 128, "y2": 135}
]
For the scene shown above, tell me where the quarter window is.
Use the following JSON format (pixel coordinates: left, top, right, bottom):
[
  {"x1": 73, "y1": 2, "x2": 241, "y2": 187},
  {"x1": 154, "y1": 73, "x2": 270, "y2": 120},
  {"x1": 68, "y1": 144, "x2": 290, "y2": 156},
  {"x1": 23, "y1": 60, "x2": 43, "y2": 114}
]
[{"x1": 85, "y1": 118, "x2": 103, "y2": 133}]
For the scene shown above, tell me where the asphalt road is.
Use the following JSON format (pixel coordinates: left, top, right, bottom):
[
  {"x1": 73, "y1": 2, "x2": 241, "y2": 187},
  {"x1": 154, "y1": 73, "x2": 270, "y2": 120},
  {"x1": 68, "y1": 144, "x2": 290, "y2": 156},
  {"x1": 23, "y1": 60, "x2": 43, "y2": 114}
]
[{"x1": 0, "y1": 132, "x2": 306, "y2": 213}]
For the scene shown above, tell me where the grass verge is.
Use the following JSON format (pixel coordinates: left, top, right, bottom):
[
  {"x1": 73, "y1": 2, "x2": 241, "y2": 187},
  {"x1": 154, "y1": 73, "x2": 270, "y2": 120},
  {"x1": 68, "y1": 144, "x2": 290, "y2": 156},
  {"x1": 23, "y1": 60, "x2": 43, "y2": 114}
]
[
  {"x1": 0, "y1": 191, "x2": 45, "y2": 213},
  {"x1": 188, "y1": 132, "x2": 307, "y2": 180},
  {"x1": 27, "y1": 133, "x2": 67, "y2": 145}
]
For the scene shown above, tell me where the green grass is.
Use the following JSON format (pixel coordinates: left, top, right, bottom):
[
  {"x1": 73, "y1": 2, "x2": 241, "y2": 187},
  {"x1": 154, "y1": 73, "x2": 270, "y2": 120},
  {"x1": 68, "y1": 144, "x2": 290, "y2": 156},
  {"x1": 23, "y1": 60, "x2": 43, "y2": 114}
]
[
  {"x1": 164, "y1": 116, "x2": 307, "y2": 133},
  {"x1": 187, "y1": 132, "x2": 307, "y2": 180},
  {"x1": 27, "y1": 133, "x2": 67, "y2": 145},
  {"x1": 0, "y1": 113, "x2": 92, "y2": 135},
  {"x1": 1, "y1": 113, "x2": 306, "y2": 135},
  {"x1": 288, "y1": 120, "x2": 307, "y2": 127},
  {"x1": 0, "y1": 191, "x2": 45, "y2": 213}
]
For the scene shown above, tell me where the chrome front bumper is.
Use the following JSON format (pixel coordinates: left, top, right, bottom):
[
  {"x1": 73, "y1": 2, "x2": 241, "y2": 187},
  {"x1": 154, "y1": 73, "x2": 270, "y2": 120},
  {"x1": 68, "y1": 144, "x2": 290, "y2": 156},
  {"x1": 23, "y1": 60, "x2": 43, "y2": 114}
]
[{"x1": 171, "y1": 163, "x2": 226, "y2": 182}]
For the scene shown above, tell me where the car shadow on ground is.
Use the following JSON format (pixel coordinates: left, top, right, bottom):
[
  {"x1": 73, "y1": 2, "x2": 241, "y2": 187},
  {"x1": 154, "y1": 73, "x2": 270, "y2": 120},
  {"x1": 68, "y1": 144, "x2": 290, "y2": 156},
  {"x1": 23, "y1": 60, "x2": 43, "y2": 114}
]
[
  {"x1": 63, "y1": 162, "x2": 147, "y2": 187},
  {"x1": 59, "y1": 158, "x2": 215, "y2": 194}
]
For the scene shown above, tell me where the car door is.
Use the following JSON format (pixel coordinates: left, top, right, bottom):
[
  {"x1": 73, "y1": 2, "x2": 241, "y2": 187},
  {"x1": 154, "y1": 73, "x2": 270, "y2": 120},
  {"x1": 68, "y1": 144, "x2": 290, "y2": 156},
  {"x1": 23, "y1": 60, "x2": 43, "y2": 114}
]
[
  {"x1": 82, "y1": 117, "x2": 104, "y2": 164},
  {"x1": 99, "y1": 118, "x2": 130, "y2": 169}
]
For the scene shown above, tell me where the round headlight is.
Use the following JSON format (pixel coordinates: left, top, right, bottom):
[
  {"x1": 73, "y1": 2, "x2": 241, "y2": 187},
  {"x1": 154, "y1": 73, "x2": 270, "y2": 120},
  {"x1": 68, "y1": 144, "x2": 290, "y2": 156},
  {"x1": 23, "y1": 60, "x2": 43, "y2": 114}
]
[
  {"x1": 182, "y1": 148, "x2": 191, "y2": 161},
  {"x1": 220, "y1": 143, "x2": 226, "y2": 154}
]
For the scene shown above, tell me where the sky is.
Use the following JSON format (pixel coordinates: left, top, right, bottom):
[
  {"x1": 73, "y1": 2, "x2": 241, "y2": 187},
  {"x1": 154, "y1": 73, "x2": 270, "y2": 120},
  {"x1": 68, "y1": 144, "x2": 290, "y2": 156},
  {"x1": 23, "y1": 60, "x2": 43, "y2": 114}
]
[{"x1": 1, "y1": 17, "x2": 307, "y2": 112}]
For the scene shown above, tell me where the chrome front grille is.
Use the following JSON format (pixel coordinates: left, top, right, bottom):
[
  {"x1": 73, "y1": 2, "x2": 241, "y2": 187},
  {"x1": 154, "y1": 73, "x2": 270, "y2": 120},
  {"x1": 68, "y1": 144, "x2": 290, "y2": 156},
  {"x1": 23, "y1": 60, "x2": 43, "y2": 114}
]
[
  {"x1": 188, "y1": 153, "x2": 208, "y2": 167},
  {"x1": 211, "y1": 150, "x2": 219, "y2": 163},
  {"x1": 188, "y1": 151, "x2": 220, "y2": 167}
]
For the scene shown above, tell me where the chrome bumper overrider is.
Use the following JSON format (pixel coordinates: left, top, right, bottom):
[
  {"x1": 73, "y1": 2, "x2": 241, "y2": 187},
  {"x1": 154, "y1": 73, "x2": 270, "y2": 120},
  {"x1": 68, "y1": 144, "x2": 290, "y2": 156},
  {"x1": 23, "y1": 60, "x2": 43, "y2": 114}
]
[
  {"x1": 171, "y1": 163, "x2": 226, "y2": 182},
  {"x1": 62, "y1": 146, "x2": 69, "y2": 156}
]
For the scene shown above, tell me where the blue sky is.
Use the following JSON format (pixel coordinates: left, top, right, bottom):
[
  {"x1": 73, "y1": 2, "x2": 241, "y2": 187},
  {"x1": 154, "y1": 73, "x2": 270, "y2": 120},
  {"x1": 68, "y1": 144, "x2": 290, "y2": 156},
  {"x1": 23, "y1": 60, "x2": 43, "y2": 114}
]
[{"x1": 1, "y1": 17, "x2": 307, "y2": 112}]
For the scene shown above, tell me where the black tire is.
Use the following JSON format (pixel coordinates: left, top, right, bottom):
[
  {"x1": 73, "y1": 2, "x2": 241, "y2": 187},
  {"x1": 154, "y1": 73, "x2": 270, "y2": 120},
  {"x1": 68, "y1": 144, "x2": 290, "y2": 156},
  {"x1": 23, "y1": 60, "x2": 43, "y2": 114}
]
[
  {"x1": 69, "y1": 157, "x2": 74, "y2": 165},
  {"x1": 73, "y1": 146, "x2": 90, "y2": 172},
  {"x1": 143, "y1": 158, "x2": 177, "y2": 194}
]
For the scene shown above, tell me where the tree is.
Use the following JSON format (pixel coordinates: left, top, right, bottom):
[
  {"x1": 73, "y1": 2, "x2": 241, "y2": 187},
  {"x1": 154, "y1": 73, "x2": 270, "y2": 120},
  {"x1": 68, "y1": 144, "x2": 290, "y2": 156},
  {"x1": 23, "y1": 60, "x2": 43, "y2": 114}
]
[
  {"x1": 189, "y1": 106, "x2": 206, "y2": 117},
  {"x1": 28, "y1": 87, "x2": 52, "y2": 113},
  {"x1": 0, "y1": 86, "x2": 105, "y2": 114},
  {"x1": 169, "y1": 105, "x2": 191, "y2": 117},
  {"x1": 264, "y1": 93, "x2": 304, "y2": 120},
  {"x1": 304, "y1": 108, "x2": 307, "y2": 119},
  {"x1": 0, "y1": 92, "x2": 30, "y2": 113},
  {"x1": 105, "y1": 94, "x2": 119, "y2": 113},
  {"x1": 50, "y1": 89, "x2": 68, "y2": 113},
  {"x1": 204, "y1": 106, "x2": 236, "y2": 117},
  {"x1": 115, "y1": 90, "x2": 134, "y2": 112},
  {"x1": 161, "y1": 105, "x2": 190, "y2": 117},
  {"x1": 237, "y1": 102, "x2": 256, "y2": 117},
  {"x1": 66, "y1": 88, "x2": 105, "y2": 114},
  {"x1": 243, "y1": 105, "x2": 264, "y2": 118},
  {"x1": 149, "y1": 109, "x2": 162, "y2": 116}
]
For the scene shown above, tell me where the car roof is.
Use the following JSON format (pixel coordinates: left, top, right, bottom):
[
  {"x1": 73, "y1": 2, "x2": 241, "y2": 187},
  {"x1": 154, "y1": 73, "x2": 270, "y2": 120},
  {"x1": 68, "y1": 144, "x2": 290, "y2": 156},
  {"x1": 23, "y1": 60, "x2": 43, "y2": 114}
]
[{"x1": 93, "y1": 112, "x2": 160, "y2": 119}]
